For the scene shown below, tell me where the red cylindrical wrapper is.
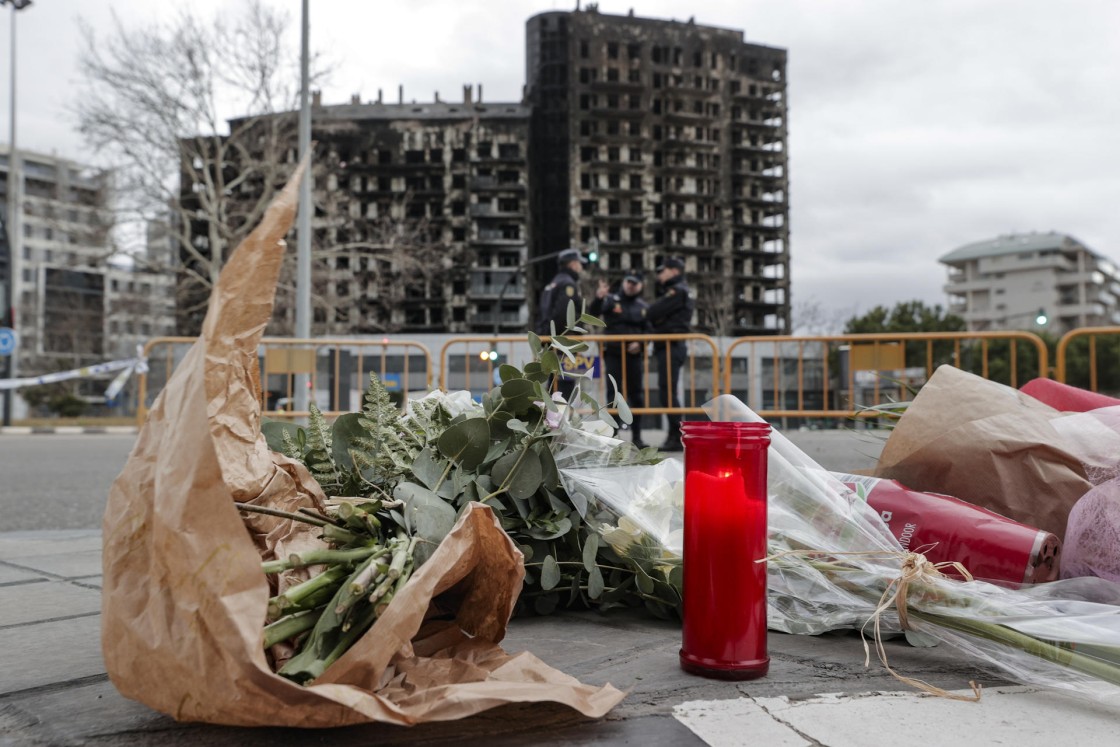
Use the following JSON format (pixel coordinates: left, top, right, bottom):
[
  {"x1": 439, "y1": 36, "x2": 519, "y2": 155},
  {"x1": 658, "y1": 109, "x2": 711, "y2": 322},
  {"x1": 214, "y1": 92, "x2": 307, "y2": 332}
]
[{"x1": 834, "y1": 473, "x2": 1062, "y2": 586}]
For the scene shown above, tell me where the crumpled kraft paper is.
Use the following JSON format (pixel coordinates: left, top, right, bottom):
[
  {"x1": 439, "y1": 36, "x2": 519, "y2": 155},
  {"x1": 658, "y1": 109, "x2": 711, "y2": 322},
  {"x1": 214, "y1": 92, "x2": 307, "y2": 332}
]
[
  {"x1": 874, "y1": 365, "x2": 1120, "y2": 541},
  {"x1": 100, "y1": 163, "x2": 624, "y2": 726}
]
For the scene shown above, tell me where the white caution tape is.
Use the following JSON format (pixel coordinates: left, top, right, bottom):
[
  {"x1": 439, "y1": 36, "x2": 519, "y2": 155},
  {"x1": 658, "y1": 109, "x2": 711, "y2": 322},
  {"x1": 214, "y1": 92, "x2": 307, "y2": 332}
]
[{"x1": 0, "y1": 354, "x2": 149, "y2": 392}]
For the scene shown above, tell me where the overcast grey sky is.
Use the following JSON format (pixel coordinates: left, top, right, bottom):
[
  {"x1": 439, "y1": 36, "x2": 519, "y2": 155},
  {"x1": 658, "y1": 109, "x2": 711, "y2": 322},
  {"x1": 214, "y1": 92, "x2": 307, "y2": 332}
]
[{"x1": 4, "y1": 0, "x2": 1119, "y2": 326}]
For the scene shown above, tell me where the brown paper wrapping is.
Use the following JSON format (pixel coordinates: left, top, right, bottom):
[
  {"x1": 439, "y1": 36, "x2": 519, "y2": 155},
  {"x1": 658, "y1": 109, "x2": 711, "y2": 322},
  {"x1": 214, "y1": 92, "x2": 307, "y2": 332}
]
[
  {"x1": 875, "y1": 365, "x2": 1100, "y2": 541},
  {"x1": 100, "y1": 163, "x2": 624, "y2": 726}
]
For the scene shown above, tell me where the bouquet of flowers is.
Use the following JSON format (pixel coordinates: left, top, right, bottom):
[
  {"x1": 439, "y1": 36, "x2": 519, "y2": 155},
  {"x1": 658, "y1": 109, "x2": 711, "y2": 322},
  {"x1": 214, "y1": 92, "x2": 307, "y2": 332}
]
[{"x1": 561, "y1": 394, "x2": 1120, "y2": 706}]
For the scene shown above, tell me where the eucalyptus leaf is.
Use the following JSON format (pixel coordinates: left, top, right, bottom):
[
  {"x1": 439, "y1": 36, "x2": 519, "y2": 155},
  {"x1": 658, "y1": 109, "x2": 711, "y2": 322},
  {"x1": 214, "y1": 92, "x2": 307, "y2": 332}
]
[
  {"x1": 536, "y1": 445, "x2": 559, "y2": 490},
  {"x1": 582, "y1": 533, "x2": 600, "y2": 573},
  {"x1": 526, "y1": 516, "x2": 571, "y2": 540},
  {"x1": 565, "y1": 299, "x2": 577, "y2": 330},
  {"x1": 500, "y1": 378, "x2": 537, "y2": 403},
  {"x1": 262, "y1": 419, "x2": 303, "y2": 456},
  {"x1": 635, "y1": 570, "x2": 655, "y2": 595},
  {"x1": 598, "y1": 408, "x2": 619, "y2": 430},
  {"x1": 587, "y1": 565, "x2": 605, "y2": 600},
  {"x1": 492, "y1": 449, "x2": 543, "y2": 500},
  {"x1": 506, "y1": 418, "x2": 529, "y2": 434},
  {"x1": 527, "y1": 332, "x2": 542, "y2": 356},
  {"x1": 578, "y1": 312, "x2": 605, "y2": 328},
  {"x1": 411, "y1": 446, "x2": 446, "y2": 491},
  {"x1": 328, "y1": 413, "x2": 365, "y2": 470},
  {"x1": 436, "y1": 418, "x2": 490, "y2": 470},
  {"x1": 609, "y1": 376, "x2": 634, "y2": 425},
  {"x1": 394, "y1": 481, "x2": 456, "y2": 566},
  {"x1": 541, "y1": 555, "x2": 561, "y2": 591},
  {"x1": 498, "y1": 363, "x2": 521, "y2": 383},
  {"x1": 484, "y1": 438, "x2": 511, "y2": 465},
  {"x1": 540, "y1": 349, "x2": 561, "y2": 375}
]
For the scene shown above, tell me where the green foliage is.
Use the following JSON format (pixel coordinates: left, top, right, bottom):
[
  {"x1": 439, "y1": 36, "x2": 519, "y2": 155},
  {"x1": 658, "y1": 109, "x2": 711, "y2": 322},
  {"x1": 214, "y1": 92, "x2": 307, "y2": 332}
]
[
  {"x1": 844, "y1": 300, "x2": 967, "y2": 376},
  {"x1": 263, "y1": 306, "x2": 678, "y2": 619},
  {"x1": 1061, "y1": 333, "x2": 1120, "y2": 394},
  {"x1": 844, "y1": 300, "x2": 966, "y2": 334}
]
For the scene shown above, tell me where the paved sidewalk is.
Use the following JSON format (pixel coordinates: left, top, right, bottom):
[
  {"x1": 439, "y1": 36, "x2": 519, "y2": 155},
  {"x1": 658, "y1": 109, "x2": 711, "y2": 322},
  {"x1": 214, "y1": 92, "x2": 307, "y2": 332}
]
[
  {"x1": 3, "y1": 529, "x2": 1117, "y2": 745},
  {"x1": 2, "y1": 429, "x2": 1116, "y2": 745},
  {"x1": 0, "y1": 425, "x2": 138, "y2": 436}
]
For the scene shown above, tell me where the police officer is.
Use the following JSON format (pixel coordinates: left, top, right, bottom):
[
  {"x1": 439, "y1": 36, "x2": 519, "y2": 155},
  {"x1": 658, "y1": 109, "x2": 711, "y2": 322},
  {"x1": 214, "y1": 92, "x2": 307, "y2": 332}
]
[
  {"x1": 646, "y1": 256, "x2": 694, "y2": 452},
  {"x1": 590, "y1": 270, "x2": 651, "y2": 449},
  {"x1": 536, "y1": 247, "x2": 588, "y2": 336},
  {"x1": 536, "y1": 247, "x2": 588, "y2": 400}
]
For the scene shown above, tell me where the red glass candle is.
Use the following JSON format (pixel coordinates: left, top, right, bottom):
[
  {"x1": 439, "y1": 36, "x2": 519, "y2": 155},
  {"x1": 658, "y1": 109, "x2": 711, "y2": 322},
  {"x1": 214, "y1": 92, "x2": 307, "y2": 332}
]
[{"x1": 679, "y1": 421, "x2": 771, "y2": 680}]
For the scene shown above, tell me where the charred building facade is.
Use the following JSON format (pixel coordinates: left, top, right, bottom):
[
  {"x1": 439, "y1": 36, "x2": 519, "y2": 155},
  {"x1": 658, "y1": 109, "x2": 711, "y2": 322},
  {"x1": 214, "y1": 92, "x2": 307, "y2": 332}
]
[
  {"x1": 179, "y1": 91, "x2": 531, "y2": 336},
  {"x1": 303, "y1": 95, "x2": 531, "y2": 335},
  {"x1": 526, "y1": 8, "x2": 790, "y2": 335}
]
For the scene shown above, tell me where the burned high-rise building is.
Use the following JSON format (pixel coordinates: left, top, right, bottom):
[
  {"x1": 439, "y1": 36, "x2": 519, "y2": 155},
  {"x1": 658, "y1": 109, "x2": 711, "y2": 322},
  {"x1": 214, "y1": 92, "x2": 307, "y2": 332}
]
[
  {"x1": 526, "y1": 7, "x2": 790, "y2": 335},
  {"x1": 178, "y1": 8, "x2": 789, "y2": 338}
]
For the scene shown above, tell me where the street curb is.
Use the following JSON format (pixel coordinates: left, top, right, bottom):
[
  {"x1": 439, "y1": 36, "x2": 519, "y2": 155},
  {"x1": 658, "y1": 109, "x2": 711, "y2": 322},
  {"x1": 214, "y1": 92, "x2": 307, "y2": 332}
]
[{"x1": 0, "y1": 425, "x2": 138, "y2": 435}]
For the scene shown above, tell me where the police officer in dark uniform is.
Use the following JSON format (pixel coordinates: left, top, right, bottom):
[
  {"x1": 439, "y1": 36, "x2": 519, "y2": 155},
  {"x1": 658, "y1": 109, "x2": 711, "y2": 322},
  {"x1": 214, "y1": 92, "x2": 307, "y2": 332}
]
[
  {"x1": 590, "y1": 270, "x2": 651, "y2": 449},
  {"x1": 646, "y1": 256, "x2": 694, "y2": 451},
  {"x1": 536, "y1": 247, "x2": 588, "y2": 400},
  {"x1": 536, "y1": 247, "x2": 587, "y2": 336}
]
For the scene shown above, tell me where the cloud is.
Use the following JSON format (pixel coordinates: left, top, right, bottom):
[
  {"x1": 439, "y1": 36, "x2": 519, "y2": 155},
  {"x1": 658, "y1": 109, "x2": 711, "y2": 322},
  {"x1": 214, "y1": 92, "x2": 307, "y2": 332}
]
[{"x1": 7, "y1": 0, "x2": 1119, "y2": 322}]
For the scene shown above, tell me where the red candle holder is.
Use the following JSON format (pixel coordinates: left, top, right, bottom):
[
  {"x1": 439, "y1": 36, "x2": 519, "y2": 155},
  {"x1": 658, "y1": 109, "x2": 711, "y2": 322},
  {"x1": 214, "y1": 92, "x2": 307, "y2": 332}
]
[{"x1": 679, "y1": 421, "x2": 771, "y2": 680}]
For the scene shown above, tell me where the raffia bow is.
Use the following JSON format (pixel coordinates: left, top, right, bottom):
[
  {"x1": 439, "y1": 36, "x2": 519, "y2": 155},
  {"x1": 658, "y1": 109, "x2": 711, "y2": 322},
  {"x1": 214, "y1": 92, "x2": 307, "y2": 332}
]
[{"x1": 763, "y1": 548, "x2": 983, "y2": 702}]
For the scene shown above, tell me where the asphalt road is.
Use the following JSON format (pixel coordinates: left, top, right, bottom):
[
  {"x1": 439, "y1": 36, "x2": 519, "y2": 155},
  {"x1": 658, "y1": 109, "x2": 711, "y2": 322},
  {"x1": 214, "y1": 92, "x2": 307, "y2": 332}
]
[
  {"x1": 0, "y1": 434, "x2": 137, "y2": 531},
  {"x1": 0, "y1": 429, "x2": 885, "y2": 532}
]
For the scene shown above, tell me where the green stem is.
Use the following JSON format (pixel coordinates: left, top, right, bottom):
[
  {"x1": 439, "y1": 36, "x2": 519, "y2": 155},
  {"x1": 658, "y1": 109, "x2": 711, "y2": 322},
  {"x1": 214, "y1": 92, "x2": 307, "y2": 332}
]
[
  {"x1": 268, "y1": 564, "x2": 350, "y2": 616},
  {"x1": 235, "y1": 502, "x2": 328, "y2": 527},
  {"x1": 912, "y1": 609, "x2": 1120, "y2": 689},
  {"x1": 261, "y1": 545, "x2": 387, "y2": 574},
  {"x1": 263, "y1": 607, "x2": 324, "y2": 648}
]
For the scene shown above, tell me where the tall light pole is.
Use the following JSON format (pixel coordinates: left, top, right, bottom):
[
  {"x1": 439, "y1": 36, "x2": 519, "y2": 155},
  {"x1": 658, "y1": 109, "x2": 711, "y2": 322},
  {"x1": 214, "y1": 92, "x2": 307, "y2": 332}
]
[
  {"x1": 295, "y1": 0, "x2": 311, "y2": 413},
  {"x1": 2, "y1": 0, "x2": 33, "y2": 427}
]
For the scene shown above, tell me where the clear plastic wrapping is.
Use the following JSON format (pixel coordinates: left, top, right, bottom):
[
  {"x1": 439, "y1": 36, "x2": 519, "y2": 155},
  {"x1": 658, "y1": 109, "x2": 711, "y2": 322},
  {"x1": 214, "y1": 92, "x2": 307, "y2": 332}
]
[{"x1": 554, "y1": 395, "x2": 1120, "y2": 705}]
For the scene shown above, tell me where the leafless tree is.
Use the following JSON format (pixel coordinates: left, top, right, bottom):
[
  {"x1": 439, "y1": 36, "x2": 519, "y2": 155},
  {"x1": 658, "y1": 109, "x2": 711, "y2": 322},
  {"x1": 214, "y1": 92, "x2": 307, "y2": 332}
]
[{"x1": 74, "y1": 0, "x2": 325, "y2": 333}]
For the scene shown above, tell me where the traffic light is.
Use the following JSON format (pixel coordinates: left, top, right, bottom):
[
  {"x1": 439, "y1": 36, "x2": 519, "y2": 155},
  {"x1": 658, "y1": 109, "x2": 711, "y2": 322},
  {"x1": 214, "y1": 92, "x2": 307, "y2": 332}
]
[
  {"x1": 587, "y1": 248, "x2": 599, "y2": 264},
  {"x1": 479, "y1": 349, "x2": 499, "y2": 362},
  {"x1": 1035, "y1": 308, "x2": 1048, "y2": 326}
]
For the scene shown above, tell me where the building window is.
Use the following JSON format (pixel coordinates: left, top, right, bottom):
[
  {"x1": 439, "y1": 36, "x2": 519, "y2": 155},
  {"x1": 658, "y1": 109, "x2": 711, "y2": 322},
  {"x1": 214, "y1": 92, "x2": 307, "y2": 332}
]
[
  {"x1": 580, "y1": 40, "x2": 589, "y2": 58},
  {"x1": 607, "y1": 67, "x2": 619, "y2": 82},
  {"x1": 628, "y1": 43, "x2": 641, "y2": 60},
  {"x1": 581, "y1": 200, "x2": 597, "y2": 216},
  {"x1": 580, "y1": 172, "x2": 592, "y2": 189},
  {"x1": 607, "y1": 41, "x2": 619, "y2": 59}
]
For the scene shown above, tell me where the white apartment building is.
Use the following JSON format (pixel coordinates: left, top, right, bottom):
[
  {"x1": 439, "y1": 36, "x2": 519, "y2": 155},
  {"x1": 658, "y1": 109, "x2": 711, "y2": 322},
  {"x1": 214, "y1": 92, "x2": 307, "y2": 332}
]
[
  {"x1": 941, "y1": 231, "x2": 1120, "y2": 336},
  {"x1": 1, "y1": 148, "x2": 176, "y2": 415}
]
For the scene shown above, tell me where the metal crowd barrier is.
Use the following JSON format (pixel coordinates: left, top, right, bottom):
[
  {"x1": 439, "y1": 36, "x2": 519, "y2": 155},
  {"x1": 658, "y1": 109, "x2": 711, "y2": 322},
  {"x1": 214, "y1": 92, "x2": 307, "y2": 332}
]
[
  {"x1": 438, "y1": 333, "x2": 722, "y2": 418},
  {"x1": 723, "y1": 331, "x2": 1050, "y2": 421},
  {"x1": 136, "y1": 337, "x2": 433, "y2": 424},
  {"x1": 134, "y1": 326, "x2": 1120, "y2": 428},
  {"x1": 1055, "y1": 326, "x2": 1120, "y2": 392}
]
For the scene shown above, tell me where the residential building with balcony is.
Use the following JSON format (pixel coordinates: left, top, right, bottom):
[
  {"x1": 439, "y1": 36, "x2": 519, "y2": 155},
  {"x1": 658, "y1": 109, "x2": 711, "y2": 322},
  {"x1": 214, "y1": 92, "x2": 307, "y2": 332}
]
[
  {"x1": 941, "y1": 231, "x2": 1120, "y2": 335},
  {"x1": 183, "y1": 91, "x2": 531, "y2": 336},
  {"x1": 525, "y1": 7, "x2": 790, "y2": 335},
  {"x1": 0, "y1": 148, "x2": 175, "y2": 415}
]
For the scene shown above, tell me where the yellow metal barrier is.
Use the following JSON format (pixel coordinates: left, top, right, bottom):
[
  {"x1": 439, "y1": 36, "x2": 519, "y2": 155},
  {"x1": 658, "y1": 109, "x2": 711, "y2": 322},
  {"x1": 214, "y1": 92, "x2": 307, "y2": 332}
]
[
  {"x1": 723, "y1": 331, "x2": 1049, "y2": 420},
  {"x1": 439, "y1": 334, "x2": 722, "y2": 417},
  {"x1": 1056, "y1": 326, "x2": 1120, "y2": 393},
  {"x1": 137, "y1": 337, "x2": 433, "y2": 424}
]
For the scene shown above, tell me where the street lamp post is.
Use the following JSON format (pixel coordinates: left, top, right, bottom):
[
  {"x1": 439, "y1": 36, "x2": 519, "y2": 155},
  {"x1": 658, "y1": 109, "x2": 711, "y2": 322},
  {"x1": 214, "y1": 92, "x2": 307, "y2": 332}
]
[
  {"x1": 2, "y1": 0, "x2": 33, "y2": 427},
  {"x1": 294, "y1": 0, "x2": 311, "y2": 415}
]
